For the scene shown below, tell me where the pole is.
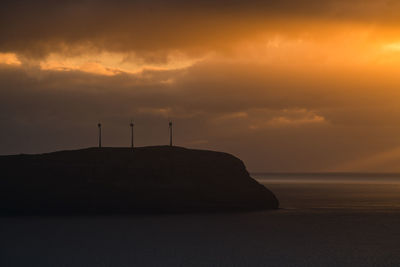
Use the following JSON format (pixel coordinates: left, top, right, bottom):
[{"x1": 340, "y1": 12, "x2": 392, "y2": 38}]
[
  {"x1": 98, "y1": 123, "x2": 102, "y2": 148},
  {"x1": 130, "y1": 122, "x2": 134, "y2": 149},
  {"x1": 169, "y1": 121, "x2": 172, "y2": 146}
]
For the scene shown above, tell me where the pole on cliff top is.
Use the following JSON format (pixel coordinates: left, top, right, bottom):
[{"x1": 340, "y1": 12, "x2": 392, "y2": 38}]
[
  {"x1": 98, "y1": 123, "x2": 102, "y2": 148},
  {"x1": 169, "y1": 121, "x2": 173, "y2": 146},
  {"x1": 130, "y1": 121, "x2": 134, "y2": 149}
]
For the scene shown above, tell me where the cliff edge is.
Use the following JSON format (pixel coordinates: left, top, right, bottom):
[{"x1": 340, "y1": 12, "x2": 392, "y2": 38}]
[{"x1": 0, "y1": 146, "x2": 279, "y2": 214}]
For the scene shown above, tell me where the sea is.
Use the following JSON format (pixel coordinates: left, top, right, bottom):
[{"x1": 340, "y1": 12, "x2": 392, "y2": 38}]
[
  {"x1": 254, "y1": 172, "x2": 400, "y2": 211},
  {"x1": 1, "y1": 173, "x2": 400, "y2": 267}
]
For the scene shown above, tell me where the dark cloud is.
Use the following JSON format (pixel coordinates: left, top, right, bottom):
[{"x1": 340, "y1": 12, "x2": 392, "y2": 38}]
[{"x1": 1, "y1": 0, "x2": 399, "y2": 58}]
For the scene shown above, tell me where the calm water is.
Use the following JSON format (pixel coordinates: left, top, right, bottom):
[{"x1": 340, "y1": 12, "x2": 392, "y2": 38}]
[
  {"x1": 1, "y1": 173, "x2": 400, "y2": 267},
  {"x1": 254, "y1": 173, "x2": 400, "y2": 211}
]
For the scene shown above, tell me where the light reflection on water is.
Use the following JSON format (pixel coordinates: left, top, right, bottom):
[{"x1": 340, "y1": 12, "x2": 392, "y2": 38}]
[{"x1": 253, "y1": 173, "x2": 400, "y2": 211}]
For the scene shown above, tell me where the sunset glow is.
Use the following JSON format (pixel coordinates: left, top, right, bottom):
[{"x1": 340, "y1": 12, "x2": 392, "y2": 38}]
[{"x1": 2, "y1": 0, "x2": 400, "y2": 172}]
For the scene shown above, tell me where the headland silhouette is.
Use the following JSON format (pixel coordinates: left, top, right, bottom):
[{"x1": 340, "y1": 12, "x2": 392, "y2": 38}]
[{"x1": 0, "y1": 146, "x2": 279, "y2": 215}]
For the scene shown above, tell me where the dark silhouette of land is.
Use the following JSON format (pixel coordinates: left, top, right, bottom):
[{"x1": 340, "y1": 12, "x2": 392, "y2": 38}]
[{"x1": 0, "y1": 146, "x2": 279, "y2": 214}]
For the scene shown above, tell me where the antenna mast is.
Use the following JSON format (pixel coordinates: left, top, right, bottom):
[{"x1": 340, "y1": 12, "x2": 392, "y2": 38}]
[
  {"x1": 130, "y1": 121, "x2": 134, "y2": 149},
  {"x1": 169, "y1": 121, "x2": 173, "y2": 146},
  {"x1": 97, "y1": 123, "x2": 102, "y2": 148}
]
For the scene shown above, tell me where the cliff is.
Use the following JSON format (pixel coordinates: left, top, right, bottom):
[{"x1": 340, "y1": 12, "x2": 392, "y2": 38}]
[{"x1": 0, "y1": 146, "x2": 279, "y2": 214}]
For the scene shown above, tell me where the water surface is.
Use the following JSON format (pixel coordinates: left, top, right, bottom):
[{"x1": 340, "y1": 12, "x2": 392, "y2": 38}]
[
  {"x1": 1, "y1": 173, "x2": 400, "y2": 267},
  {"x1": 254, "y1": 172, "x2": 400, "y2": 211}
]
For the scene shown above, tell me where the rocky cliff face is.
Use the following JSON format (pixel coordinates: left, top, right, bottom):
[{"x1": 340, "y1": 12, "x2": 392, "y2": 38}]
[{"x1": 0, "y1": 146, "x2": 279, "y2": 214}]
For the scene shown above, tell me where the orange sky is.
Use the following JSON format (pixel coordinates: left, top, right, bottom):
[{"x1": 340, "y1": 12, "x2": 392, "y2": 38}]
[{"x1": 1, "y1": 0, "x2": 400, "y2": 171}]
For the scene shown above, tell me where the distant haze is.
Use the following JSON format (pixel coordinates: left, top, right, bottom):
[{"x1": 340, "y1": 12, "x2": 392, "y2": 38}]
[{"x1": 1, "y1": 0, "x2": 400, "y2": 172}]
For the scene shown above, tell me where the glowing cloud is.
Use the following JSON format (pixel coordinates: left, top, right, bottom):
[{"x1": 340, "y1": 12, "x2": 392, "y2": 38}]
[
  {"x1": 0, "y1": 53, "x2": 21, "y2": 66},
  {"x1": 249, "y1": 109, "x2": 326, "y2": 129},
  {"x1": 382, "y1": 42, "x2": 400, "y2": 52},
  {"x1": 38, "y1": 51, "x2": 203, "y2": 76}
]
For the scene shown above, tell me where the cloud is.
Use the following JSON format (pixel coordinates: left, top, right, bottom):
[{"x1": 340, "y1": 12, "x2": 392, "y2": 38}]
[
  {"x1": 36, "y1": 51, "x2": 204, "y2": 76},
  {"x1": 211, "y1": 109, "x2": 326, "y2": 131},
  {"x1": 2, "y1": 0, "x2": 400, "y2": 171},
  {"x1": 249, "y1": 109, "x2": 326, "y2": 129},
  {"x1": 1, "y1": 0, "x2": 400, "y2": 60},
  {"x1": 0, "y1": 53, "x2": 21, "y2": 66},
  {"x1": 383, "y1": 42, "x2": 400, "y2": 51},
  {"x1": 213, "y1": 112, "x2": 249, "y2": 122},
  {"x1": 1, "y1": 57, "x2": 400, "y2": 171}
]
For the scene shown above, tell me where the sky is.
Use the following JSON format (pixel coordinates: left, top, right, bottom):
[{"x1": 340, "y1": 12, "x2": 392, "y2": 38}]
[{"x1": 1, "y1": 0, "x2": 400, "y2": 172}]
